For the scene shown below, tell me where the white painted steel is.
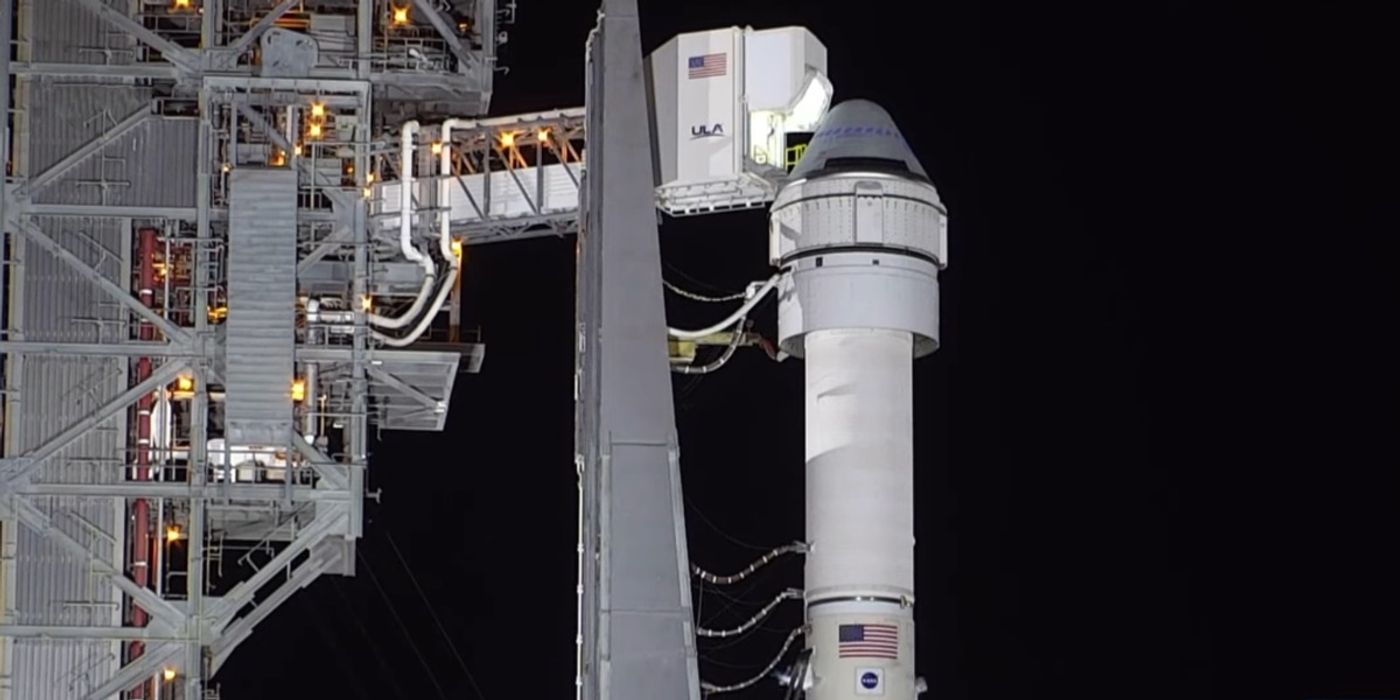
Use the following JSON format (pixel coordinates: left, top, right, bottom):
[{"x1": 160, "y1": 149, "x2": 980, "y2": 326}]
[
  {"x1": 368, "y1": 121, "x2": 436, "y2": 330},
  {"x1": 805, "y1": 601, "x2": 916, "y2": 700},
  {"x1": 804, "y1": 328, "x2": 915, "y2": 602},
  {"x1": 774, "y1": 99, "x2": 944, "y2": 699}
]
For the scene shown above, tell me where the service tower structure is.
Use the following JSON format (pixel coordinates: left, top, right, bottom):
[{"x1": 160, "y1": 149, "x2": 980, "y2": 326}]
[{"x1": 769, "y1": 100, "x2": 948, "y2": 699}]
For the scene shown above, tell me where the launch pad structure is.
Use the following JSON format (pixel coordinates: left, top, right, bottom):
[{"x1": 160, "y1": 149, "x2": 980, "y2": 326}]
[{"x1": 0, "y1": 1, "x2": 947, "y2": 698}]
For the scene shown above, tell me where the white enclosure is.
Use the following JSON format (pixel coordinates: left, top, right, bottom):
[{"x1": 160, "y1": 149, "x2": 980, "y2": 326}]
[{"x1": 648, "y1": 26, "x2": 831, "y2": 214}]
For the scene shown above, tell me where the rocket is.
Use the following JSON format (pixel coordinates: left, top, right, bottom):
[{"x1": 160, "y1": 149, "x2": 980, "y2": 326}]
[{"x1": 769, "y1": 100, "x2": 947, "y2": 698}]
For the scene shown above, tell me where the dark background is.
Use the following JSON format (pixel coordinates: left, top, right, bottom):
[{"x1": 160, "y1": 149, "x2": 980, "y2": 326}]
[{"x1": 219, "y1": 1, "x2": 1394, "y2": 698}]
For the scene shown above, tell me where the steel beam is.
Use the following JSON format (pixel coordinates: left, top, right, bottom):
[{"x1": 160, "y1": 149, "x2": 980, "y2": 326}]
[
  {"x1": 410, "y1": 0, "x2": 475, "y2": 71},
  {"x1": 0, "y1": 495, "x2": 184, "y2": 629},
  {"x1": 209, "y1": 503, "x2": 348, "y2": 626},
  {"x1": 81, "y1": 642, "x2": 180, "y2": 700},
  {"x1": 297, "y1": 227, "x2": 350, "y2": 275},
  {"x1": 10, "y1": 222, "x2": 192, "y2": 344},
  {"x1": 68, "y1": 0, "x2": 196, "y2": 72},
  {"x1": 0, "y1": 359, "x2": 188, "y2": 492},
  {"x1": 234, "y1": 104, "x2": 355, "y2": 210},
  {"x1": 9, "y1": 62, "x2": 181, "y2": 79},
  {"x1": 20, "y1": 106, "x2": 151, "y2": 195},
  {"x1": 225, "y1": 0, "x2": 301, "y2": 58},
  {"x1": 291, "y1": 433, "x2": 350, "y2": 491},
  {"x1": 0, "y1": 341, "x2": 195, "y2": 358},
  {"x1": 204, "y1": 74, "x2": 370, "y2": 96},
  {"x1": 0, "y1": 625, "x2": 185, "y2": 641},
  {"x1": 576, "y1": 2, "x2": 702, "y2": 698},
  {"x1": 20, "y1": 203, "x2": 197, "y2": 220},
  {"x1": 209, "y1": 541, "x2": 342, "y2": 672},
  {"x1": 367, "y1": 366, "x2": 443, "y2": 411},
  {"x1": 19, "y1": 481, "x2": 347, "y2": 502}
]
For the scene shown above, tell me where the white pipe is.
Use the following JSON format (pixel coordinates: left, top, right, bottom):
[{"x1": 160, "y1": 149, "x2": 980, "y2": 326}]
[
  {"x1": 369, "y1": 119, "x2": 466, "y2": 348},
  {"x1": 666, "y1": 273, "x2": 781, "y2": 340},
  {"x1": 438, "y1": 119, "x2": 469, "y2": 262},
  {"x1": 367, "y1": 120, "x2": 437, "y2": 330},
  {"x1": 370, "y1": 267, "x2": 457, "y2": 347}
]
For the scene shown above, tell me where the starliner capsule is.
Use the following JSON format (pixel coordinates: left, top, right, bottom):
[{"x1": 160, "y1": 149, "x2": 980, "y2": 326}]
[{"x1": 769, "y1": 99, "x2": 947, "y2": 699}]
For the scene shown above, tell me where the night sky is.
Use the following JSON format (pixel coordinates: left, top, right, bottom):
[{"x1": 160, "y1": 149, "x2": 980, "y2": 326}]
[{"x1": 217, "y1": 1, "x2": 1393, "y2": 698}]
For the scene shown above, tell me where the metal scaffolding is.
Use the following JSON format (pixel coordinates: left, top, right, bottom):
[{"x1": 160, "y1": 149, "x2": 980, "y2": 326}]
[{"x1": 0, "y1": 1, "x2": 501, "y2": 698}]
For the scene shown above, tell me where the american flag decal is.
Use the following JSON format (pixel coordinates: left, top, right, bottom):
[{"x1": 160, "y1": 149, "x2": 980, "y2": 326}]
[
  {"x1": 838, "y1": 623, "x2": 899, "y2": 660},
  {"x1": 688, "y1": 53, "x2": 727, "y2": 79}
]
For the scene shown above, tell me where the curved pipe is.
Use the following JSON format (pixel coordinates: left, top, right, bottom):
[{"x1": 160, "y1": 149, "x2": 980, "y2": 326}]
[
  {"x1": 667, "y1": 273, "x2": 781, "y2": 340},
  {"x1": 370, "y1": 119, "x2": 466, "y2": 347},
  {"x1": 368, "y1": 120, "x2": 437, "y2": 330},
  {"x1": 371, "y1": 267, "x2": 457, "y2": 347}
]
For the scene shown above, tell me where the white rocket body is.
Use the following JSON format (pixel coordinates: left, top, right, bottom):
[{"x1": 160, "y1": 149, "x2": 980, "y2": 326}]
[{"x1": 769, "y1": 100, "x2": 947, "y2": 699}]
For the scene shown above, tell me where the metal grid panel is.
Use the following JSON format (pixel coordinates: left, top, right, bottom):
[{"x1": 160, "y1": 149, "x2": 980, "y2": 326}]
[
  {"x1": 32, "y1": 117, "x2": 199, "y2": 209},
  {"x1": 225, "y1": 168, "x2": 297, "y2": 445},
  {"x1": 24, "y1": 84, "x2": 151, "y2": 177},
  {"x1": 6, "y1": 219, "x2": 129, "y2": 699},
  {"x1": 369, "y1": 349, "x2": 475, "y2": 431},
  {"x1": 30, "y1": 0, "x2": 136, "y2": 64},
  {"x1": 14, "y1": 221, "x2": 130, "y2": 343}
]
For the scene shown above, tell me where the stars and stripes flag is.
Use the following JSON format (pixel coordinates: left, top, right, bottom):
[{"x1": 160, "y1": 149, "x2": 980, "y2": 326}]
[
  {"x1": 838, "y1": 623, "x2": 899, "y2": 660},
  {"x1": 688, "y1": 53, "x2": 727, "y2": 79}
]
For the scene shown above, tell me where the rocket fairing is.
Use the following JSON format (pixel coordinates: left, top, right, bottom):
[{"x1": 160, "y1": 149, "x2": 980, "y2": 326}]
[{"x1": 769, "y1": 100, "x2": 947, "y2": 699}]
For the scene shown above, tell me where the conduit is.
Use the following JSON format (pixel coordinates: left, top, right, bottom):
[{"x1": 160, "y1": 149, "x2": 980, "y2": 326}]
[
  {"x1": 667, "y1": 273, "x2": 781, "y2": 341},
  {"x1": 126, "y1": 226, "x2": 159, "y2": 700},
  {"x1": 369, "y1": 118, "x2": 463, "y2": 347},
  {"x1": 367, "y1": 120, "x2": 436, "y2": 330}
]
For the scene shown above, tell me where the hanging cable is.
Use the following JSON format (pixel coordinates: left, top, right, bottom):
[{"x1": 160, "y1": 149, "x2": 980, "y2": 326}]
[
  {"x1": 385, "y1": 531, "x2": 489, "y2": 699},
  {"x1": 692, "y1": 542, "x2": 807, "y2": 585},
  {"x1": 684, "y1": 494, "x2": 777, "y2": 551},
  {"x1": 671, "y1": 316, "x2": 748, "y2": 375},
  {"x1": 697, "y1": 588, "x2": 803, "y2": 639},
  {"x1": 700, "y1": 626, "x2": 805, "y2": 696},
  {"x1": 357, "y1": 548, "x2": 451, "y2": 700},
  {"x1": 665, "y1": 279, "x2": 747, "y2": 303},
  {"x1": 668, "y1": 273, "x2": 781, "y2": 340},
  {"x1": 328, "y1": 578, "x2": 412, "y2": 700}
]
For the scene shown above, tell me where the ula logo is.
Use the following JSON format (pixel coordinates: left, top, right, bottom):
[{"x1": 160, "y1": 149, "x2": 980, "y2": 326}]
[{"x1": 690, "y1": 123, "x2": 725, "y2": 139}]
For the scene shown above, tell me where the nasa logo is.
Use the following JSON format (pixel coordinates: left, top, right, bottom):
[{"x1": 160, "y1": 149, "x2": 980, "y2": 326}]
[
  {"x1": 690, "y1": 123, "x2": 725, "y2": 139},
  {"x1": 855, "y1": 667, "x2": 884, "y2": 695}
]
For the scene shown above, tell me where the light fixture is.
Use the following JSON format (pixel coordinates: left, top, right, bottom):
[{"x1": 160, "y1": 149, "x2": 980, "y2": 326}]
[
  {"x1": 293, "y1": 143, "x2": 303, "y2": 156},
  {"x1": 166, "y1": 525, "x2": 182, "y2": 543},
  {"x1": 451, "y1": 238, "x2": 464, "y2": 259},
  {"x1": 431, "y1": 141, "x2": 443, "y2": 155},
  {"x1": 361, "y1": 295, "x2": 373, "y2": 311},
  {"x1": 498, "y1": 130, "x2": 516, "y2": 148},
  {"x1": 162, "y1": 667, "x2": 178, "y2": 682},
  {"x1": 536, "y1": 128, "x2": 551, "y2": 143},
  {"x1": 175, "y1": 374, "x2": 194, "y2": 393},
  {"x1": 291, "y1": 378, "x2": 307, "y2": 402},
  {"x1": 310, "y1": 102, "x2": 326, "y2": 120},
  {"x1": 391, "y1": 5, "x2": 410, "y2": 26},
  {"x1": 307, "y1": 122, "x2": 323, "y2": 139},
  {"x1": 171, "y1": 0, "x2": 193, "y2": 10}
]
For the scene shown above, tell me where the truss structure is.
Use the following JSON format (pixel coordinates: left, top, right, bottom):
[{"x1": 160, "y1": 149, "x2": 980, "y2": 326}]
[{"x1": 0, "y1": 1, "x2": 506, "y2": 698}]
